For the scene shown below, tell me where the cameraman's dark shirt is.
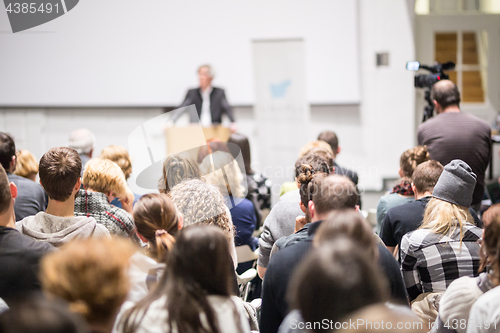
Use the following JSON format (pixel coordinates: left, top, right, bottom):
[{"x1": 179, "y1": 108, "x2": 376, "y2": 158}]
[{"x1": 417, "y1": 112, "x2": 491, "y2": 206}]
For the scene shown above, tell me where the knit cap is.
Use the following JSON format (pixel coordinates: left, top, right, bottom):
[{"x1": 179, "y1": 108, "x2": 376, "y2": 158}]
[{"x1": 432, "y1": 159, "x2": 476, "y2": 207}]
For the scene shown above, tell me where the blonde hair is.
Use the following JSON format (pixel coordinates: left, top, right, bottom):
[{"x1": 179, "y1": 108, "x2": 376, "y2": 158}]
[
  {"x1": 298, "y1": 140, "x2": 334, "y2": 157},
  {"x1": 199, "y1": 151, "x2": 245, "y2": 198},
  {"x1": 99, "y1": 145, "x2": 132, "y2": 180},
  {"x1": 400, "y1": 146, "x2": 430, "y2": 178},
  {"x1": 420, "y1": 197, "x2": 473, "y2": 242},
  {"x1": 14, "y1": 150, "x2": 38, "y2": 179},
  {"x1": 40, "y1": 238, "x2": 135, "y2": 325},
  {"x1": 83, "y1": 158, "x2": 128, "y2": 198}
]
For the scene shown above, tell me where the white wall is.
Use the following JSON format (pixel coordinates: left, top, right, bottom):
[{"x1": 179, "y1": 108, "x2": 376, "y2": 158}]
[
  {"x1": 0, "y1": 0, "x2": 360, "y2": 106},
  {"x1": 356, "y1": 0, "x2": 417, "y2": 191},
  {"x1": 0, "y1": 0, "x2": 421, "y2": 195}
]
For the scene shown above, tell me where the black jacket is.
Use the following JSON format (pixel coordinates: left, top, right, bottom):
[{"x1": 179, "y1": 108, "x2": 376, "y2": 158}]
[
  {"x1": 171, "y1": 87, "x2": 235, "y2": 124},
  {"x1": 260, "y1": 221, "x2": 408, "y2": 333},
  {"x1": 0, "y1": 226, "x2": 54, "y2": 304},
  {"x1": 334, "y1": 162, "x2": 358, "y2": 185}
]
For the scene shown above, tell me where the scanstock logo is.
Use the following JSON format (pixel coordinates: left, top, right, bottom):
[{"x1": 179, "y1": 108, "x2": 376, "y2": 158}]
[{"x1": 3, "y1": 0, "x2": 79, "y2": 33}]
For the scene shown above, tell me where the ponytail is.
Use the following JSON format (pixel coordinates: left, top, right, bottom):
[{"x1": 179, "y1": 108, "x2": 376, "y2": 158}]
[
  {"x1": 154, "y1": 229, "x2": 176, "y2": 263},
  {"x1": 133, "y1": 194, "x2": 181, "y2": 264}
]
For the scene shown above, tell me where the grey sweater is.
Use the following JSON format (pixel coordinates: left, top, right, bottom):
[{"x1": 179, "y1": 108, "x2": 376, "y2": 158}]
[
  {"x1": 258, "y1": 200, "x2": 304, "y2": 268},
  {"x1": 16, "y1": 212, "x2": 110, "y2": 247}
]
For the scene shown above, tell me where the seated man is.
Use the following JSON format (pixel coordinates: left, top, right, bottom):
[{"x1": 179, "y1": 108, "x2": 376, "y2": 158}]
[
  {"x1": 74, "y1": 158, "x2": 137, "y2": 240},
  {"x1": 318, "y1": 130, "x2": 358, "y2": 185},
  {"x1": 0, "y1": 132, "x2": 46, "y2": 221},
  {"x1": 17, "y1": 147, "x2": 109, "y2": 247},
  {"x1": 257, "y1": 152, "x2": 331, "y2": 278},
  {"x1": 380, "y1": 160, "x2": 483, "y2": 258},
  {"x1": 261, "y1": 175, "x2": 359, "y2": 333},
  {"x1": 68, "y1": 128, "x2": 95, "y2": 171},
  {"x1": 0, "y1": 164, "x2": 54, "y2": 305}
]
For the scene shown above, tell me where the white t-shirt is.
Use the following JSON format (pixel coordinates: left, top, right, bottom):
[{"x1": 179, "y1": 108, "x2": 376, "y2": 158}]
[{"x1": 200, "y1": 86, "x2": 213, "y2": 127}]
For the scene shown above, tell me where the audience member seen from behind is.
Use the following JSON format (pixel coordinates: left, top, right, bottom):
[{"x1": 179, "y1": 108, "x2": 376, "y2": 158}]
[
  {"x1": 200, "y1": 151, "x2": 258, "y2": 251},
  {"x1": 125, "y1": 193, "x2": 182, "y2": 304},
  {"x1": 271, "y1": 167, "x2": 328, "y2": 255},
  {"x1": 158, "y1": 154, "x2": 200, "y2": 194},
  {"x1": 0, "y1": 132, "x2": 46, "y2": 221},
  {"x1": 381, "y1": 160, "x2": 483, "y2": 259},
  {"x1": 68, "y1": 128, "x2": 95, "y2": 171},
  {"x1": 257, "y1": 152, "x2": 331, "y2": 279},
  {"x1": 318, "y1": 130, "x2": 359, "y2": 185},
  {"x1": 380, "y1": 160, "x2": 444, "y2": 257},
  {"x1": 0, "y1": 295, "x2": 90, "y2": 333},
  {"x1": 99, "y1": 145, "x2": 141, "y2": 210},
  {"x1": 431, "y1": 212, "x2": 500, "y2": 333},
  {"x1": 284, "y1": 238, "x2": 387, "y2": 333},
  {"x1": 260, "y1": 175, "x2": 359, "y2": 333},
  {"x1": 280, "y1": 140, "x2": 333, "y2": 198},
  {"x1": 13, "y1": 150, "x2": 38, "y2": 182},
  {"x1": 401, "y1": 160, "x2": 482, "y2": 304},
  {"x1": 228, "y1": 132, "x2": 272, "y2": 225},
  {"x1": 74, "y1": 158, "x2": 138, "y2": 240},
  {"x1": 279, "y1": 210, "x2": 410, "y2": 333},
  {"x1": 418, "y1": 80, "x2": 491, "y2": 213},
  {"x1": 169, "y1": 178, "x2": 237, "y2": 267},
  {"x1": 313, "y1": 210, "x2": 407, "y2": 305},
  {"x1": 376, "y1": 145, "x2": 430, "y2": 233},
  {"x1": 337, "y1": 304, "x2": 426, "y2": 333},
  {"x1": 119, "y1": 225, "x2": 250, "y2": 333},
  {"x1": 16, "y1": 148, "x2": 110, "y2": 247},
  {"x1": 0, "y1": 164, "x2": 54, "y2": 305},
  {"x1": 41, "y1": 238, "x2": 134, "y2": 333},
  {"x1": 481, "y1": 203, "x2": 500, "y2": 228}
]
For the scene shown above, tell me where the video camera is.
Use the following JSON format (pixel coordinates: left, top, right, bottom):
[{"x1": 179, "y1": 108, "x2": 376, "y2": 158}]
[{"x1": 406, "y1": 61, "x2": 455, "y2": 121}]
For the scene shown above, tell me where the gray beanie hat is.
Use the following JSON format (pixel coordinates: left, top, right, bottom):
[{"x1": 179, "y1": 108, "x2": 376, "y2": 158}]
[{"x1": 432, "y1": 159, "x2": 476, "y2": 207}]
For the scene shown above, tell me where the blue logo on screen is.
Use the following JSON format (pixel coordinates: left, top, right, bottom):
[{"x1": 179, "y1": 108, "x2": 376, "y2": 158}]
[{"x1": 270, "y1": 80, "x2": 291, "y2": 98}]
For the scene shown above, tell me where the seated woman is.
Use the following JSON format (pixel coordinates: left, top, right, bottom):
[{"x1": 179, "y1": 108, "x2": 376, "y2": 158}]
[
  {"x1": 199, "y1": 151, "x2": 258, "y2": 252},
  {"x1": 74, "y1": 158, "x2": 137, "y2": 240},
  {"x1": 376, "y1": 145, "x2": 430, "y2": 233},
  {"x1": 257, "y1": 152, "x2": 331, "y2": 278},
  {"x1": 271, "y1": 165, "x2": 328, "y2": 254},
  {"x1": 228, "y1": 133, "x2": 272, "y2": 228},
  {"x1": 13, "y1": 150, "x2": 38, "y2": 182},
  {"x1": 169, "y1": 178, "x2": 236, "y2": 267},
  {"x1": 401, "y1": 160, "x2": 482, "y2": 303},
  {"x1": 99, "y1": 145, "x2": 141, "y2": 211},
  {"x1": 127, "y1": 193, "x2": 182, "y2": 303},
  {"x1": 119, "y1": 225, "x2": 250, "y2": 333},
  {"x1": 158, "y1": 154, "x2": 200, "y2": 194},
  {"x1": 40, "y1": 238, "x2": 135, "y2": 333},
  {"x1": 431, "y1": 206, "x2": 500, "y2": 333}
]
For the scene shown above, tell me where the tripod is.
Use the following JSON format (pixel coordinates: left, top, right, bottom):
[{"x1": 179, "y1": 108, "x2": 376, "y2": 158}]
[{"x1": 422, "y1": 89, "x2": 434, "y2": 122}]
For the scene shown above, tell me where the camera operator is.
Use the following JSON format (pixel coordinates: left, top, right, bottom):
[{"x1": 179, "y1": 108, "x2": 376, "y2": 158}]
[{"x1": 417, "y1": 79, "x2": 491, "y2": 213}]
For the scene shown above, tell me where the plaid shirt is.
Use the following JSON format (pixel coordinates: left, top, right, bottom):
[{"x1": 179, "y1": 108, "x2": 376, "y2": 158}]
[
  {"x1": 74, "y1": 189, "x2": 138, "y2": 241},
  {"x1": 400, "y1": 221, "x2": 482, "y2": 301}
]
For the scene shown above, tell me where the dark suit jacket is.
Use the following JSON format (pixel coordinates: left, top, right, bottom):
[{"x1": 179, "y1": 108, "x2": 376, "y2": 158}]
[
  {"x1": 171, "y1": 87, "x2": 235, "y2": 124},
  {"x1": 334, "y1": 162, "x2": 358, "y2": 185}
]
